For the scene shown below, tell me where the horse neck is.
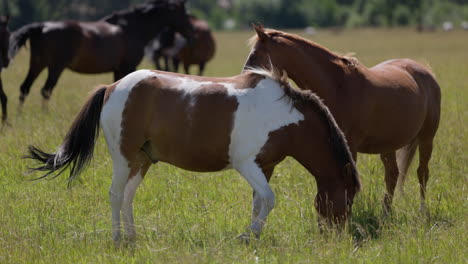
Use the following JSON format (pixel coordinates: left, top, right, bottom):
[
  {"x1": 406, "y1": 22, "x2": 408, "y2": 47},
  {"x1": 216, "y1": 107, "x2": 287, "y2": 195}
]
[
  {"x1": 290, "y1": 108, "x2": 347, "y2": 189},
  {"x1": 280, "y1": 42, "x2": 344, "y2": 107}
]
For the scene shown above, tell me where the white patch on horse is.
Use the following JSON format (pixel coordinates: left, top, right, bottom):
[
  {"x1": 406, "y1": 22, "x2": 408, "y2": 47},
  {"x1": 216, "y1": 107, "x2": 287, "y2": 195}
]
[
  {"x1": 42, "y1": 22, "x2": 66, "y2": 33},
  {"x1": 101, "y1": 70, "x2": 156, "y2": 154},
  {"x1": 227, "y1": 77, "x2": 304, "y2": 167},
  {"x1": 100, "y1": 69, "x2": 156, "y2": 242}
]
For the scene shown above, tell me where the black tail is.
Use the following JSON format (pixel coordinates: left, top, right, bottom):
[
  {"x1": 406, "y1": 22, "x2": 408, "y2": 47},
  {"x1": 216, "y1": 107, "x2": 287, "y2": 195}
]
[
  {"x1": 8, "y1": 22, "x2": 43, "y2": 60},
  {"x1": 25, "y1": 86, "x2": 107, "y2": 186}
]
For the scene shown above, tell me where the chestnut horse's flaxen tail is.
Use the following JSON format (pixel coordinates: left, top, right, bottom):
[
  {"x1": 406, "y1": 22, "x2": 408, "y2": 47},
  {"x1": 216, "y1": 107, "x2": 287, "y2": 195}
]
[
  {"x1": 24, "y1": 86, "x2": 107, "y2": 187},
  {"x1": 396, "y1": 140, "x2": 418, "y2": 191}
]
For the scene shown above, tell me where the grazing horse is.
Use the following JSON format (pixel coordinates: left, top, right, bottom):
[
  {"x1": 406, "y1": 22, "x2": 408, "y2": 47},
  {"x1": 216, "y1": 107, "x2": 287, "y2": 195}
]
[
  {"x1": 0, "y1": 15, "x2": 10, "y2": 124},
  {"x1": 147, "y1": 16, "x2": 215, "y2": 75},
  {"x1": 244, "y1": 25, "x2": 441, "y2": 213},
  {"x1": 25, "y1": 68, "x2": 360, "y2": 243},
  {"x1": 8, "y1": 0, "x2": 193, "y2": 108}
]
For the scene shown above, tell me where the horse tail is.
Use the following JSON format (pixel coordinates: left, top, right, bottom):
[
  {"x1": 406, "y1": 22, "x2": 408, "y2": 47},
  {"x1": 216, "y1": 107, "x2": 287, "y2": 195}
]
[
  {"x1": 396, "y1": 139, "x2": 418, "y2": 192},
  {"x1": 8, "y1": 22, "x2": 43, "y2": 60},
  {"x1": 25, "y1": 86, "x2": 107, "y2": 187}
]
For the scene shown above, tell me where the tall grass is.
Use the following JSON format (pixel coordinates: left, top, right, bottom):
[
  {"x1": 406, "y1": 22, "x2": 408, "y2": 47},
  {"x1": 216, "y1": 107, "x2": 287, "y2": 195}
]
[{"x1": 0, "y1": 28, "x2": 466, "y2": 263}]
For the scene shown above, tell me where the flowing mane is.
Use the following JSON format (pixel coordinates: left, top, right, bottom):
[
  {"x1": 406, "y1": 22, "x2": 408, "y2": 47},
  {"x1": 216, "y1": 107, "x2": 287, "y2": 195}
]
[
  {"x1": 248, "y1": 26, "x2": 360, "y2": 68},
  {"x1": 246, "y1": 67, "x2": 360, "y2": 191},
  {"x1": 102, "y1": 0, "x2": 184, "y2": 25}
]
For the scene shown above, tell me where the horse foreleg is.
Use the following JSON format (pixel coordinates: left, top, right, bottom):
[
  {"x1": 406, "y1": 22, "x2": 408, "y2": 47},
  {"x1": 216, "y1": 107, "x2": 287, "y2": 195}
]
[
  {"x1": 380, "y1": 152, "x2": 399, "y2": 215},
  {"x1": 251, "y1": 167, "x2": 274, "y2": 222},
  {"x1": 0, "y1": 77, "x2": 7, "y2": 124},
  {"x1": 236, "y1": 161, "x2": 275, "y2": 242},
  {"x1": 417, "y1": 139, "x2": 433, "y2": 213}
]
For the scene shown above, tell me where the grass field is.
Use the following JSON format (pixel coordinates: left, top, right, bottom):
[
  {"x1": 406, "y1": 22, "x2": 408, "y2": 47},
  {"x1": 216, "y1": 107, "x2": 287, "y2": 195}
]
[{"x1": 0, "y1": 28, "x2": 467, "y2": 263}]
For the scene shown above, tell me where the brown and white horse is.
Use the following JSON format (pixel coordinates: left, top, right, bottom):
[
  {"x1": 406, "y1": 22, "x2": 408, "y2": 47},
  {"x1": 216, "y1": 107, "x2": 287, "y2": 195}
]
[
  {"x1": 244, "y1": 25, "x2": 441, "y2": 213},
  {"x1": 8, "y1": 0, "x2": 193, "y2": 109},
  {"x1": 0, "y1": 15, "x2": 10, "y2": 124},
  {"x1": 25, "y1": 69, "x2": 360, "y2": 243}
]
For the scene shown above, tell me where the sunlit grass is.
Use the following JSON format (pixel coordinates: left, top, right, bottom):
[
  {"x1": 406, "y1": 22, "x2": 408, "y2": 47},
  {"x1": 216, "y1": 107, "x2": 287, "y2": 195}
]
[{"x1": 0, "y1": 28, "x2": 466, "y2": 263}]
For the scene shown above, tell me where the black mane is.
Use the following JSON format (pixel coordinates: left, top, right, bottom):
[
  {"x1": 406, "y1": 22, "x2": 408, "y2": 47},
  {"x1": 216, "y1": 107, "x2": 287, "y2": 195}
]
[
  {"x1": 246, "y1": 68, "x2": 361, "y2": 191},
  {"x1": 102, "y1": 0, "x2": 184, "y2": 25}
]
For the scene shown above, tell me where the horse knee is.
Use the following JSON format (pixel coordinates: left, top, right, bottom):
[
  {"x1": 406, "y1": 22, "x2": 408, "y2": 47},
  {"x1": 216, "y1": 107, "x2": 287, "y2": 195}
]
[{"x1": 263, "y1": 188, "x2": 275, "y2": 212}]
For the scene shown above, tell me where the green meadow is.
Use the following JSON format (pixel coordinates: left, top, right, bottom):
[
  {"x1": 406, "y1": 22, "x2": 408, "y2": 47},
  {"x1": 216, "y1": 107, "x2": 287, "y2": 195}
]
[{"x1": 0, "y1": 28, "x2": 466, "y2": 263}]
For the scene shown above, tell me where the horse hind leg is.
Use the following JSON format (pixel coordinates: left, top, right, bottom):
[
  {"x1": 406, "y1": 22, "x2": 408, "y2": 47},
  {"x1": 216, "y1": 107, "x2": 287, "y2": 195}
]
[
  {"x1": 19, "y1": 60, "x2": 45, "y2": 107},
  {"x1": 198, "y1": 62, "x2": 206, "y2": 76},
  {"x1": 121, "y1": 155, "x2": 152, "y2": 242},
  {"x1": 380, "y1": 152, "x2": 399, "y2": 215},
  {"x1": 417, "y1": 139, "x2": 433, "y2": 213}
]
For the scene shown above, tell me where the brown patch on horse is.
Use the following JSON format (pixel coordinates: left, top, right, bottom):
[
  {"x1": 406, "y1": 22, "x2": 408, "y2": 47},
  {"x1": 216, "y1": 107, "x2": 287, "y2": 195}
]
[
  {"x1": 119, "y1": 75, "x2": 240, "y2": 173},
  {"x1": 103, "y1": 80, "x2": 120, "y2": 104}
]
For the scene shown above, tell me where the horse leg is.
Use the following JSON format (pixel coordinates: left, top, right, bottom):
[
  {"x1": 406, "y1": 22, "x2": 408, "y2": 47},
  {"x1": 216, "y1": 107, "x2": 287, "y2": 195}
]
[
  {"x1": 163, "y1": 55, "x2": 169, "y2": 71},
  {"x1": 19, "y1": 62, "x2": 45, "y2": 107},
  {"x1": 121, "y1": 156, "x2": 152, "y2": 242},
  {"x1": 183, "y1": 63, "x2": 190, "y2": 75},
  {"x1": 40, "y1": 66, "x2": 65, "y2": 110},
  {"x1": 0, "y1": 76, "x2": 7, "y2": 124},
  {"x1": 109, "y1": 155, "x2": 130, "y2": 244},
  {"x1": 173, "y1": 57, "x2": 180, "y2": 73},
  {"x1": 381, "y1": 152, "x2": 399, "y2": 215},
  {"x1": 198, "y1": 62, "x2": 206, "y2": 76},
  {"x1": 236, "y1": 161, "x2": 275, "y2": 241},
  {"x1": 417, "y1": 138, "x2": 433, "y2": 213},
  {"x1": 251, "y1": 167, "x2": 274, "y2": 223}
]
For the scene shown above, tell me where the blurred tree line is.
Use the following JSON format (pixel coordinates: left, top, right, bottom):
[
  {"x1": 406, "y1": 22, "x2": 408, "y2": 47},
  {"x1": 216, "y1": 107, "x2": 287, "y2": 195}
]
[{"x1": 2, "y1": 0, "x2": 468, "y2": 30}]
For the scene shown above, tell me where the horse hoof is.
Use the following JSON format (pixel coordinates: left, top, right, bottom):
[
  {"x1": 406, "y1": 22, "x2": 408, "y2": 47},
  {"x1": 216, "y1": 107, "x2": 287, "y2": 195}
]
[{"x1": 237, "y1": 232, "x2": 259, "y2": 244}]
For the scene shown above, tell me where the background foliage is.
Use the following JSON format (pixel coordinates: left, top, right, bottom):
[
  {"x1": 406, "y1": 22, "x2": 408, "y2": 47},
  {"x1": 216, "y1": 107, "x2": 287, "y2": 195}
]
[{"x1": 2, "y1": 0, "x2": 468, "y2": 30}]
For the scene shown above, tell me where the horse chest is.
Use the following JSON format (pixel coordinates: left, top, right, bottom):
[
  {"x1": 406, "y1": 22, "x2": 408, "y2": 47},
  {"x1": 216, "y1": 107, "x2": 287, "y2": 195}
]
[{"x1": 228, "y1": 79, "x2": 304, "y2": 167}]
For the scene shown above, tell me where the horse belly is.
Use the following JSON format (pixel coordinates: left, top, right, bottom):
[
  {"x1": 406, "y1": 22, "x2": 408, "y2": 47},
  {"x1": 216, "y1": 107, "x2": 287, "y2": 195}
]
[
  {"x1": 69, "y1": 38, "x2": 124, "y2": 73},
  {"x1": 357, "y1": 97, "x2": 427, "y2": 153}
]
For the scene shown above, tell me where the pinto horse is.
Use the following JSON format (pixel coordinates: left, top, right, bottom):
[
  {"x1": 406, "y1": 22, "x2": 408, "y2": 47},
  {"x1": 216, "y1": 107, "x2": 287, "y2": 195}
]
[
  {"x1": 8, "y1": 0, "x2": 193, "y2": 108},
  {"x1": 0, "y1": 15, "x2": 10, "y2": 124},
  {"x1": 244, "y1": 25, "x2": 441, "y2": 213},
  {"x1": 25, "y1": 68, "x2": 360, "y2": 243}
]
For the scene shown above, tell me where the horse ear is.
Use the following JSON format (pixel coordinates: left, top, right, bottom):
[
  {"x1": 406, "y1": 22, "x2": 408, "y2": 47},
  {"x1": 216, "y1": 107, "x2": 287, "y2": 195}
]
[{"x1": 253, "y1": 23, "x2": 268, "y2": 41}]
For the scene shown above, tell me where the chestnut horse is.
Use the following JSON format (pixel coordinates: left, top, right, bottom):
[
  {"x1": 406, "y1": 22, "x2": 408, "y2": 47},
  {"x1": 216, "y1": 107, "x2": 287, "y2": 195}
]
[
  {"x1": 244, "y1": 25, "x2": 441, "y2": 213},
  {"x1": 147, "y1": 16, "x2": 215, "y2": 75},
  {"x1": 8, "y1": 0, "x2": 193, "y2": 108},
  {"x1": 0, "y1": 15, "x2": 10, "y2": 124},
  {"x1": 25, "y1": 68, "x2": 360, "y2": 243}
]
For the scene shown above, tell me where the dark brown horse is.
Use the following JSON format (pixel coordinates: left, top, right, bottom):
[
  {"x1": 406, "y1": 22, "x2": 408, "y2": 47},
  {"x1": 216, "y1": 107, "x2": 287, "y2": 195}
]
[
  {"x1": 244, "y1": 25, "x2": 441, "y2": 214},
  {"x1": 0, "y1": 15, "x2": 10, "y2": 124},
  {"x1": 25, "y1": 68, "x2": 360, "y2": 243},
  {"x1": 8, "y1": 0, "x2": 193, "y2": 108},
  {"x1": 147, "y1": 16, "x2": 215, "y2": 75}
]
